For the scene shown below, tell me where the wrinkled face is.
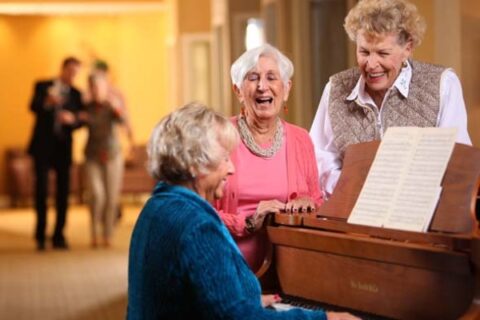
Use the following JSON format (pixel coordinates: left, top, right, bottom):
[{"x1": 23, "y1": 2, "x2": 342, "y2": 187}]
[
  {"x1": 356, "y1": 31, "x2": 412, "y2": 95},
  {"x1": 61, "y1": 63, "x2": 80, "y2": 85},
  {"x1": 234, "y1": 55, "x2": 291, "y2": 120},
  {"x1": 195, "y1": 146, "x2": 235, "y2": 203}
]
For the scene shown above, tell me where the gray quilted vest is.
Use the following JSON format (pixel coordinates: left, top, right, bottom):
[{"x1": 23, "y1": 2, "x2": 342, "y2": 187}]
[{"x1": 328, "y1": 60, "x2": 444, "y2": 156}]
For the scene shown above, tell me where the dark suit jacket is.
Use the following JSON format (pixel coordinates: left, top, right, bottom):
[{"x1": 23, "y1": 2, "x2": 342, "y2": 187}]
[{"x1": 28, "y1": 79, "x2": 84, "y2": 165}]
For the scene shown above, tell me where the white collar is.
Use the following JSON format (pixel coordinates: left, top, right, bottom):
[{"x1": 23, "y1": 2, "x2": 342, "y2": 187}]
[{"x1": 346, "y1": 60, "x2": 412, "y2": 103}]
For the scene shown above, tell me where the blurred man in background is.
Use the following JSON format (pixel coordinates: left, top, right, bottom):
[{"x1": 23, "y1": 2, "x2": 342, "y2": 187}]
[{"x1": 28, "y1": 56, "x2": 84, "y2": 251}]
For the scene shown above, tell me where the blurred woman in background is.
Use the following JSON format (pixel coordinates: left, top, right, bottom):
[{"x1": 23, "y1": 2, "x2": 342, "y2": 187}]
[{"x1": 83, "y1": 73, "x2": 127, "y2": 248}]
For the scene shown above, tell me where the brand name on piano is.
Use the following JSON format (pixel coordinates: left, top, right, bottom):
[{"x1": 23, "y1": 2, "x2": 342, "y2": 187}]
[{"x1": 350, "y1": 280, "x2": 379, "y2": 293}]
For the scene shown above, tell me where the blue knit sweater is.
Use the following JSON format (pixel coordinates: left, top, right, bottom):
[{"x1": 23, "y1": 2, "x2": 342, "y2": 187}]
[{"x1": 127, "y1": 182, "x2": 326, "y2": 320}]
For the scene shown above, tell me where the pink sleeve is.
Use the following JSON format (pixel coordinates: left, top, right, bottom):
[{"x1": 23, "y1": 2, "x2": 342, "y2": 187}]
[
  {"x1": 297, "y1": 129, "x2": 324, "y2": 207},
  {"x1": 304, "y1": 136, "x2": 324, "y2": 207},
  {"x1": 214, "y1": 201, "x2": 249, "y2": 238}
]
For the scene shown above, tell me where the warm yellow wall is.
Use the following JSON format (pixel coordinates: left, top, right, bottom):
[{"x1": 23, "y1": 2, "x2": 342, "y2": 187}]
[
  {"x1": 409, "y1": 0, "x2": 435, "y2": 63},
  {"x1": 2, "y1": 0, "x2": 163, "y2": 3},
  {"x1": 461, "y1": 0, "x2": 480, "y2": 147},
  {"x1": 0, "y1": 12, "x2": 170, "y2": 195},
  {"x1": 170, "y1": 0, "x2": 211, "y2": 107},
  {"x1": 178, "y1": 0, "x2": 211, "y2": 33},
  {"x1": 462, "y1": 0, "x2": 480, "y2": 17}
]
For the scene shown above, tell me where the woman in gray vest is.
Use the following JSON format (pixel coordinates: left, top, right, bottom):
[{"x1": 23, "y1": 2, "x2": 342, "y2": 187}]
[{"x1": 310, "y1": 0, "x2": 471, "y2": 197}]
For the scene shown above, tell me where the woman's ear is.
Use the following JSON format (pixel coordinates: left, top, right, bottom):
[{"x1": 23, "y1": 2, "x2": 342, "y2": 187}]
[
  {"x1": 189, "y1": 166, "x2": 198, "y2": 179},
  {"x1": 232, "y1": 84, "x2": 243, "y2": 104},
  {"x1": 283, "y1": 80, "x2": 292, "y2": 101},
  {"x1": 403, "y1": 40, "x2": 413, "y2": 59}
]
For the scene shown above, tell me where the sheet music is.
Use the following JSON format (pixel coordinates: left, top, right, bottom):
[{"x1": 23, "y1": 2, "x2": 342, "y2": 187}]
[{"x1": 347, "y1": 127, "x2": 457, "y2": 232}]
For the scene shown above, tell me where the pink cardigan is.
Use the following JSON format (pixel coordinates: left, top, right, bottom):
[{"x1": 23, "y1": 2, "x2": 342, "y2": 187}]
[{"x1": 215, "y1": 117, "x2": 323, "y2": 270}]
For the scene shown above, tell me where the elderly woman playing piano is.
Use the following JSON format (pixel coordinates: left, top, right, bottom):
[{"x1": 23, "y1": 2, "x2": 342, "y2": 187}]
[
  {"x1": 127, "y1": 102, "x2": 358, "y2": 320},
  {"x1": 215, "y1": 44, "x2": 323, "y2": 273},
  {"x1": 310, "y1": 0, "x2": 472, "y2": 198}
]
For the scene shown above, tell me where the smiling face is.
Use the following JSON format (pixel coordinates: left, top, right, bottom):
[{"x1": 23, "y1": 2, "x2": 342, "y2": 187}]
[
  {"x1": 234, "y1": 55, "x2": 291, "y2": 121},
  {"x1": 356, "y1": 31, "x2": 412, "y2": 98},
  {"x1": 195, "y1": 146, "x2": 235, "y2": 203}
]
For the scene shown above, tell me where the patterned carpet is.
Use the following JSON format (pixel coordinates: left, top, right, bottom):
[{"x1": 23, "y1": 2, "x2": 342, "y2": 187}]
[{"x1": 0, "y1": 204, "x2": 142, "y2": 320}]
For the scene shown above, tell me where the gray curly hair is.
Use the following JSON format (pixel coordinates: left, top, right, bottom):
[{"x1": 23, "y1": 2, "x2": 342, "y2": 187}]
[
  {"x1": 344, "y1": 0, "x2": 426, "y2": 47},
  {"x1": 147, "y1": 102, "x2": 239, "y2": 184}
]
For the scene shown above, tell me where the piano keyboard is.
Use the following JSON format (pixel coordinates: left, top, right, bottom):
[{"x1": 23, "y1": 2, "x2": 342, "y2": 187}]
[{"x1": 271, "y1": 295, "x2": 393, "y2": 320}]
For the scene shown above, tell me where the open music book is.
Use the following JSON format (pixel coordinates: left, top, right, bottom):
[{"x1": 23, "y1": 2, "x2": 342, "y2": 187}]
[{"x1": 347, "y1": 127, "x2": 457, "y2": 232}]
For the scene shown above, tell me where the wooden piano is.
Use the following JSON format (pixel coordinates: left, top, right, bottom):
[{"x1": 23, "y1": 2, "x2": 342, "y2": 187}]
[{"x1": 259, "y1": 141, "x2": 480, "y2": 320}]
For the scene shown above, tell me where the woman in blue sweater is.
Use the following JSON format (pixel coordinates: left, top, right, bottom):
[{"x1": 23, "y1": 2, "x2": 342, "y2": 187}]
[{"x1": 127, "y1": 102, "x2": 358, "y2": 320}]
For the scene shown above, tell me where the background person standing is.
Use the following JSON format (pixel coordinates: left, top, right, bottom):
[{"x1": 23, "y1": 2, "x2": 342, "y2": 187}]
[
  {"x1": 83, "y1": 73, "x2": 128, "y2": 248},
  {"x1": 28, "y1": 56, "x2": 84, "y2": 251}
]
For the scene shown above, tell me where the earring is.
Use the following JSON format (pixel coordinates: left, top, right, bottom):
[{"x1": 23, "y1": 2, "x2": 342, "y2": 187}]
[
  {"x1": 283, "y1": 103, "x2": 288, "y2": 115},
  {"x1": 402, "y1": 60, "x2": 408, "y2": 68}
]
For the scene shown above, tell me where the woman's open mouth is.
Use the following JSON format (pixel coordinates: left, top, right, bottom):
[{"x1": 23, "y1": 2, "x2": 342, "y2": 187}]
[{"x1": 255, "y1": 97, "x2": 273, "y2": 105}]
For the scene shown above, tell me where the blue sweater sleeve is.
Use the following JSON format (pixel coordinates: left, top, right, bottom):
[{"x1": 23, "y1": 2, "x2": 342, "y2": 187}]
[{"x1": 180, "y1": 221, "x2": 327, "y2": 320}]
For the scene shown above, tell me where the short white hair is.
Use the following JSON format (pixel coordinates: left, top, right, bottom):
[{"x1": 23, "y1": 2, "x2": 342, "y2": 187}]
[
  {"x1": 147, "y1": 102, "x2": 239, "y2": 184},
  {"x1": 230, "y1": 43, "x2": 294, "y2": 88}
]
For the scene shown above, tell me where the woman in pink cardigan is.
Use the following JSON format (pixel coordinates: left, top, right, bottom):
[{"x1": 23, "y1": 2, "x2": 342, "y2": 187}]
[{"x1": 215, "y1": 44, "x2": 323, "y2": 275}]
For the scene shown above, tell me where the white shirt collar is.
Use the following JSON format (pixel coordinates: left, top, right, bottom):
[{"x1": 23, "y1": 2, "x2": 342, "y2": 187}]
[{"x1": 346, "y1": 60, "x2": 412, "y2": 103}]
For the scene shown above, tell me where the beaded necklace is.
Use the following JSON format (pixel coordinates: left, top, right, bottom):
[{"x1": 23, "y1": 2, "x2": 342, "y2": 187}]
[{"x1": 237, "y1": 116, "x2": 283, "y2": 158}]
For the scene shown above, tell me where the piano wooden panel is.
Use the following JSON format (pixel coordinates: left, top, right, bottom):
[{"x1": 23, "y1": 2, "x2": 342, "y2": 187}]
[
  {"x1": 262, "y1": 141, "x2": 480, "y2": 320},
  {"x1": 268, "y1": 226, "x2": 473, "y2": 319}
]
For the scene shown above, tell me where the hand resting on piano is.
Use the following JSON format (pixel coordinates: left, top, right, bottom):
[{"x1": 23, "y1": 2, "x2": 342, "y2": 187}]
[{"x1": 247, "y1": 198, "x2": 317, "y2": 233}]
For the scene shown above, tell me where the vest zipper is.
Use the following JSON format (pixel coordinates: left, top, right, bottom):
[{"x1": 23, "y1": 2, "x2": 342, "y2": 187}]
[{"x1": 355, "y1": 99, "x2": 381, "y2": 138}]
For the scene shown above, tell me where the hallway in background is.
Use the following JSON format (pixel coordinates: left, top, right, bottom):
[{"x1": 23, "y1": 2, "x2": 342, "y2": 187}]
[{"x1": 0, "y1": 204, "x2": 141, "y2": 320}]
